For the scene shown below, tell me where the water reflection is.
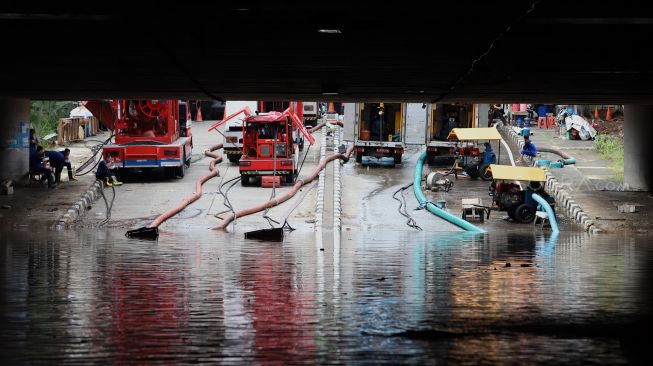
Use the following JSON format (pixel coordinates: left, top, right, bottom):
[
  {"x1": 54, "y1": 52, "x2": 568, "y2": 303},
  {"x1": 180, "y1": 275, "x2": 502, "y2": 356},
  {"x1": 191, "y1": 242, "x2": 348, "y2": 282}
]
[{"x1": 0, "y1": 229, "x2": 651, "y2": 364}]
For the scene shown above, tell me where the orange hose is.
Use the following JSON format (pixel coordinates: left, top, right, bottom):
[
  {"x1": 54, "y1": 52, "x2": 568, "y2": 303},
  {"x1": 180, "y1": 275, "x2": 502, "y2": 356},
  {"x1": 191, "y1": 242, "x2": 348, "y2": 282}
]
[
  {"x1": 148, "y1": 144, "x2": 223, "y2": 228},
  {"x1": 307, "y1": 120, "x2": 344, "y2": 134},
  {"x1": 213, "y1": 146, "x2": 354, "y2": 231}
]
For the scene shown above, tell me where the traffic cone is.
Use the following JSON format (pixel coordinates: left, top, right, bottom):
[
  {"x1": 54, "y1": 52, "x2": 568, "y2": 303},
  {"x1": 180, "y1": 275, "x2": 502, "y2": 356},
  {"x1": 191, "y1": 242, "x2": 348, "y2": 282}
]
[
  {"x1": 605, "y1": 106, "x2": 612, "y2": 121},
  {"x1": 328, "y1": 102, "x2": 335, "y2": 113},
  {"x1": 196, "y1": 104, "x2": 203, "y2": 122},
  {"x1": 594, "y1": 106, "x2": 600, "y2": 119}
]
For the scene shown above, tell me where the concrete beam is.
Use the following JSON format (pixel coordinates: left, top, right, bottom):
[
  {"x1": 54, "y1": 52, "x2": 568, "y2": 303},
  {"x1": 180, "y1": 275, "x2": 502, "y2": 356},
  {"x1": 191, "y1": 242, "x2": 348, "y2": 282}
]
[
  {"x1": 624, "y1": 105, "x2": 653, "y2": 191},
  {"x1": 0, "y1": 99, "x2": 30, "y2": 182}
]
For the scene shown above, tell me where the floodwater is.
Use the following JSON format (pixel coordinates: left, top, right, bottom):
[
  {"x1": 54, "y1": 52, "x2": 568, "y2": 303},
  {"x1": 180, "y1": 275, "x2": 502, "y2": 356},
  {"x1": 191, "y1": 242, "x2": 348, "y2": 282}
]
[{"x1": 1, "y1": 229, "x2": 652, "y2": 365}]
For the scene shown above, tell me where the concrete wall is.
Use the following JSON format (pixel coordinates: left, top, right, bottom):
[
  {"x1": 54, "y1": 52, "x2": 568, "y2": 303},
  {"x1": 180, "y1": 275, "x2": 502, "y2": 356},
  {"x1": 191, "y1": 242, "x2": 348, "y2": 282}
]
[
  {"x1": 624, "y1": 105, "x2": 653, "y2": 191},
  {"x1": 0, "y1": 99, "x2": 30, "y2": 182},
  {"x1": 477, "y1": 104, "x2": 490, "y2": 127}
]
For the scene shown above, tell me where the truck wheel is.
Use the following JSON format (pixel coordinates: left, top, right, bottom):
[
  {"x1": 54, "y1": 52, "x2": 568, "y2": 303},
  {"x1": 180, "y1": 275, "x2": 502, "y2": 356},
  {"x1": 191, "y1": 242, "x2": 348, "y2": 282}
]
[
  {"x1": 479, "y1": 164, "x2": 493, "y2": 181},
  {"x1": 394, "y1": 154, "x2": 402, "y2": 165},
  {"x1": 240, "y1": 175, "x2": 249, "y2": 186},
  {"x1": 515, "y1": 203, "x2": 536, "y2": 223},
  {"x1": 228, "y1": 154, "x2": 240, "y2": 164},
  {"x1": 175, "y1": 163, "x2": 185, "y2": 178},
  {"x1": 356, "y1": 152, "x2": 363, "y2": 164},
  {"x1": 426, "y1": 155, "x2": 435, "y2": 165},
  {"x1": 285, "y1": 174, "x2": 296, "y2": 184}
]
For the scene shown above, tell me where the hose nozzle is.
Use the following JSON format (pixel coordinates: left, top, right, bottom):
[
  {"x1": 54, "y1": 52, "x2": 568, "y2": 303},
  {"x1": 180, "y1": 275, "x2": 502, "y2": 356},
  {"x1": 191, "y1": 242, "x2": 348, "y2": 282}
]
[{"x1": 125, "y1": 226, "x2": 159, "y2": 240}]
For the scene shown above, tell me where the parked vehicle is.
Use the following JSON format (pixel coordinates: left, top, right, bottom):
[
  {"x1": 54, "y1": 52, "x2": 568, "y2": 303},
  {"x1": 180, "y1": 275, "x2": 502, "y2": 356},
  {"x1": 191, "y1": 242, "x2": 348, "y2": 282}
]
[
  {"x1": 220, "y1": 101, "x2": 258, "y2": 163},
  {"x1": 426, "y1": 103, "x2": 481, "y2": 165},
  {"x1": 302, "y1": 101, "x2": 319, "y2": 127},
  {"x1": 343, "y1": 102, "x2": 427, "y2": 165},
  {"x1": 488, "y1": 165, "x2": 555, "y2": 223},
  {"x1": 86, "y1": 100, "x2": 192, "y2": 178}
]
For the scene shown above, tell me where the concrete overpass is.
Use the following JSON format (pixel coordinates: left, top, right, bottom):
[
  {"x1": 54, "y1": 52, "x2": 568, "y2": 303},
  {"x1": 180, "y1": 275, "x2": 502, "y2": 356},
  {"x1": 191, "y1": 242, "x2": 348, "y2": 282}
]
[{"x1": 1, "y1": 1, "x2": 652, "y2": 189}]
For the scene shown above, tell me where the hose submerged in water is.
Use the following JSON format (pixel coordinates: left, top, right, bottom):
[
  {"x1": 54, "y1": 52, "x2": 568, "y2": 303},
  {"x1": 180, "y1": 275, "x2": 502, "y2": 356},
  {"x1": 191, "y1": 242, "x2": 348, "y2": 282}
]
[
  {"x1": 531, "y1": 193, "x2": 560, "y2": 234},
  {"x1": 414, "y1": 151, "x2": 486, "y2": 233},
  {"x1": 125, "y1": 143, "x2": 224, "y2": 239}
]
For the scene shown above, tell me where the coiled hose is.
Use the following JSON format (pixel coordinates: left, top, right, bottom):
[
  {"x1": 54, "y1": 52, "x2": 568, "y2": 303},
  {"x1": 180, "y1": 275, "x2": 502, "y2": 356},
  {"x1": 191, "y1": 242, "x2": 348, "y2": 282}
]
[
  {"x1": 125, "y1": 143, "x2": 223, "y2": 239},
  {"x1": 213, "y1": 146, "x2": 354, "y2": 231},
  {"x1": 414, "y1": 151, "x2": 486, "y2": 233}
]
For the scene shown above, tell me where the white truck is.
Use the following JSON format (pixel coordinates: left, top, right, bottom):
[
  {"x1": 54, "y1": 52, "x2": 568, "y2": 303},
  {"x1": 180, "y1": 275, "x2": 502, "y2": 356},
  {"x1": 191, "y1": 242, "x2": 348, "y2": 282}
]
[
  {"x1": 343, "y1": 102, "x2": 428, "y2": 165},
  {"x1": 425, "y1": 103, "x2": 483, "y2": 165},
  {"x1": 221, "y1": 101, "x2": 258, "y2": 163},
  {"x1": 301, "y1": 101, "x2": 319, "y2": 127}
]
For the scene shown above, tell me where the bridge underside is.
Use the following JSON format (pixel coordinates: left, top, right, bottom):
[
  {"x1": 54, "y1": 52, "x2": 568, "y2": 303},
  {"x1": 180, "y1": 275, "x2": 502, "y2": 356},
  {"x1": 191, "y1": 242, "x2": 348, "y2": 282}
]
[{"x1": 1, "y1": 1, "x2": 652, "y2": 103}]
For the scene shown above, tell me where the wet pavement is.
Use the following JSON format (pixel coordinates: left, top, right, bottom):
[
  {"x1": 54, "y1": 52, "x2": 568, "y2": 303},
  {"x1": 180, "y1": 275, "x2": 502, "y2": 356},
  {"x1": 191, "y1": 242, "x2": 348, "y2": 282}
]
[
  {"x1": 521, "y1": 127, "x2": 653, "y2": 233},
  {"x1": 78, "y1": 120, "x2": 322, "y2": 234},
  {"x1": 2, "y1": 124, "x2": 653, "y2": 364},
  {"x1": 0, "y1": 131, "x2": 110, "y2": 229},
  {"x1": 1, "y1": 229, "x2": 652, "y2": 364}
]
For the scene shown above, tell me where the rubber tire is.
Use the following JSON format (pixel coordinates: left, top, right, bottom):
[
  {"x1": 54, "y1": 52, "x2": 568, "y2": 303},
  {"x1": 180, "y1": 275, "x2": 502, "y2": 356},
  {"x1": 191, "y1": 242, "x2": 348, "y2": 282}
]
[
  {"x1": 175, "y1": 163, "x2": 185, "y2": 178},
  {"x1": 479, "y1": 211, "x2": 485, "y2": 223},
  {"x1": 285, "y1": 174, "x2": 296, "y2": 184},
  {"x1": 356, "y1": 153, "x2": 363, "y2": 164},
  {"x1": 228, "y1": 154, "x2": 241, "y2": 164},
  {"x1": 394, "y1": 154, "x2": 402, "y2": 165},
  {"x1": 479, "y1": 164, "x2": 493, "y2": 181},
  {"x1": 426, "y1": 155, "x2": 436, "y2": 166},
  {"x1": 515, "y1": 203, "x2": 536, "y2": 223},
  {"x1": 466, "y1": 167, "x2": 480, "y2": 179},
  {"x1": 241, "y1": 175, "x2": 249, "y2": 186}
]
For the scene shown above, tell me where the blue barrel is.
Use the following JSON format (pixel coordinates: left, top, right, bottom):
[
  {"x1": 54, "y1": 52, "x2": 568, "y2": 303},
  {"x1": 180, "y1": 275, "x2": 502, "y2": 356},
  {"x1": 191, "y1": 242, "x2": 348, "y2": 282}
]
[{"x1": 537, "y1": 105, "x2": 547, "y2": 117}]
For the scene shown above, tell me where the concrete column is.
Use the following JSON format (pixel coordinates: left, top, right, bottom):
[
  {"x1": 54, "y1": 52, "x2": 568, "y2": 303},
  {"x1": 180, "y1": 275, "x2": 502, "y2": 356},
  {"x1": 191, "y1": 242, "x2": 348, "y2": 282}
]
[
  {"x1": 624, "y1": 105, "x2": 653, "y2": 191},
  {"x1": 0, "y1": 99, "x2": 30, "y2": 182}
]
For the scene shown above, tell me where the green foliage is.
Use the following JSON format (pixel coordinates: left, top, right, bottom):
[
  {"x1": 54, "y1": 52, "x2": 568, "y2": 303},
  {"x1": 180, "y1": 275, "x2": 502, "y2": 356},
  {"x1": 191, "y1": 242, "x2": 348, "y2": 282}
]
[
  {"x1": 595, "y1": 134, "x2": 624, "y2": 181},
  {"x1": 30, "y1": 101, "x2": 76, "y2": 147}
]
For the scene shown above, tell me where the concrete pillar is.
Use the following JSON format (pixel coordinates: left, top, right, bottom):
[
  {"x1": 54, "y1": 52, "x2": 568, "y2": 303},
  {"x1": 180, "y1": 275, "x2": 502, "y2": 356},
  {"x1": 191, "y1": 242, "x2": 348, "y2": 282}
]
[
  {"x1": 0, "y1": 99, "x2": 30, "y2": 182},
  {"x1": 624, "y1": 105, "x2": 653, "y2": 191}
]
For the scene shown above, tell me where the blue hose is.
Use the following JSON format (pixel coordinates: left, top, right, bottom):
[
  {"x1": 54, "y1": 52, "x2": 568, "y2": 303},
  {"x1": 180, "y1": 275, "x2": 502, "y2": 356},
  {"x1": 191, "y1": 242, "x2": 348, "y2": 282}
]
[
  {"x1": 531, "y1": 193, "x2": 560, "y2": 234},
  {"x1": 413, "y1": 151, "x2": 486, "y2": 233}
]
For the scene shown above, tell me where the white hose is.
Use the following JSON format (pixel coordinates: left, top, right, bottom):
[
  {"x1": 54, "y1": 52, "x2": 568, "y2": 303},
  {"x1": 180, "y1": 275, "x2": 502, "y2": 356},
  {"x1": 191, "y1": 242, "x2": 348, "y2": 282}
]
[
  {"x1": 494, "y1": 122, "x2": 516, "y2": 167},
  {"x1": 494, "y1": 122, "x2": 521, "y2": 189}
]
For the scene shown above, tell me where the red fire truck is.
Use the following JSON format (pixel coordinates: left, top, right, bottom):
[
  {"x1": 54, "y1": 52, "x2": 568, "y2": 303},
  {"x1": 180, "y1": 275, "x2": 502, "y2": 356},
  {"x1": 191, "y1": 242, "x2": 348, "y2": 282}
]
[
  {"x1": 209, "y1": 105, "x2": 313, "y2": 186},
  {"x1": 87, "y1": 100, "x2": 192, "y2": 178}
]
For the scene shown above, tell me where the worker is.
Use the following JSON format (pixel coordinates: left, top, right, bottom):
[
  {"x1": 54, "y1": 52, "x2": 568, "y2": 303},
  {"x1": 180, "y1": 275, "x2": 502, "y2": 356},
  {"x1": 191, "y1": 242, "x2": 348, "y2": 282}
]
[
  {"x1": 29, "y1": 128, "x2": 39, "y2": 154},
  {"x1": 95, "y1": 155, "x2": 123, "y2": 187},
  {"x1": 516, "y1": 135, "x2": 537, "y2": 164},
  {"x1": 488, "y1": 105, "x2": 507, "y2": 126},
  {"x1": 61, "y1": 148, "x2": 77, "y2": 181},
  {"x1": 46, "y1": 148, "x2": 76, "y2": 183},
  {"x1": 482, "y1": 142, "x2": 497, "y2": 164},
  {"x1": 30, "y1": 145, "x2": 56, "y2": 188},
  {"x1": 369, "y1": 106, "x2": 385, "y2": 141}
]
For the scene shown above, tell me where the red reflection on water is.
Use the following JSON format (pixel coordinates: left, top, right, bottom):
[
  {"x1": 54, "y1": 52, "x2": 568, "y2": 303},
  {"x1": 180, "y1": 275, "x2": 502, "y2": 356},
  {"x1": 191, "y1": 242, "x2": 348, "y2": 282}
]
[
  {"x1": 109, "y1": 264, "x2": 189, "y2": 363},
  {"x1": 240, "y1": 244, "x2": 316, "y2": 364}
]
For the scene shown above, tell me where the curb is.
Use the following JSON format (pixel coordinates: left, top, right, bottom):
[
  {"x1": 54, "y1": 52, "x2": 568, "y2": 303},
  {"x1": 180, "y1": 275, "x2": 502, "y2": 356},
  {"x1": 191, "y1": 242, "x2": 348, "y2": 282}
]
[
  {"x1": 498, "y1": 124, "x2": 597, "y2": 233},
  {"x1": 315, "y1": 128, "x2": 327, "y2": 231},
  {"x1": 53, "y1": 180, "x2": 103, "y2": 230},
  {"x1": 333, "y1": 125, "x2": 342, "y2": 232}
]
